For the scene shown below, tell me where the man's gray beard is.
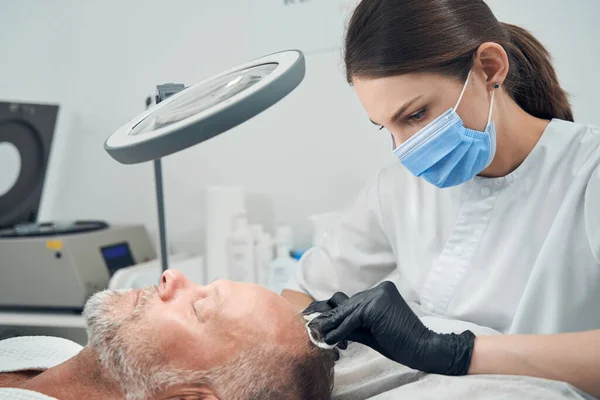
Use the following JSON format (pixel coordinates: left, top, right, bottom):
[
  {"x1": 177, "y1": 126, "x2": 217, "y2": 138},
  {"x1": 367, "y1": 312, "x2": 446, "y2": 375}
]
[
  {"x1": 81, "y1": 287, "x2": 273, "y2": 400},
  {"x1": 82, "y1": 286, "x2": 162, "y2": 400}
]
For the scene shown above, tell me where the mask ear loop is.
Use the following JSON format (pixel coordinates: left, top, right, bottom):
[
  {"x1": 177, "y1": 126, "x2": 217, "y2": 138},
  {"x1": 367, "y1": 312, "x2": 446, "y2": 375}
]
[
  {"x1": 454, "y1": 70, "x2": 473, "y2": 112},
  {"x1": 487, "y1": 89, "x2": 496, "y2": 125},
  {"x1": 454, "y1": 69, "x2": 496, "y2": 126}
]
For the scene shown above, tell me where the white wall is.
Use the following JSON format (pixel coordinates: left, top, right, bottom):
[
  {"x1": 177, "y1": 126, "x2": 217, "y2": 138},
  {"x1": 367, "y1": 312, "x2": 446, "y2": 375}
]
[
  {"x1": 1, "y1": 0, "x2": 598, "y2": 254},
  {"x1": 488, "y1": 0, "x2": 599, "y2": 123}
]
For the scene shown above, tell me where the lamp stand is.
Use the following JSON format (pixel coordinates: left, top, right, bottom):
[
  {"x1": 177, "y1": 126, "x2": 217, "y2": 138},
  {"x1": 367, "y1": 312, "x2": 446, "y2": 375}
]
[
  {"x1": 153, "y1": 158, "x2": 169, "y2": 272},
  {"x1": 146, "y1": 83, "x2": 186, "y2": 273}
]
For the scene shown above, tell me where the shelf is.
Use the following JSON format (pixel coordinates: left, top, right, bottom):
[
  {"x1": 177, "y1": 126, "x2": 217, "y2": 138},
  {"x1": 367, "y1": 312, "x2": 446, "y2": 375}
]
[{"x1": 0, "y1": 311, "x2": 86, "y2": 329}]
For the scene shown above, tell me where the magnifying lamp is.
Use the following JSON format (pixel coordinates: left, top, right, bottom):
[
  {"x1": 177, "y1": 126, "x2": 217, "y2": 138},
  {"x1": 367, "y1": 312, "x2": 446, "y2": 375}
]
[{"x1": 105, "y1": 50, "x2": 305, "y2": 272}]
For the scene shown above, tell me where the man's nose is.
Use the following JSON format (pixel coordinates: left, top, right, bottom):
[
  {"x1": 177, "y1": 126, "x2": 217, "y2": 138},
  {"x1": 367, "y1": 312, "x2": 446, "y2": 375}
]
[{"x1": 159, "y1": 269, "x2": 190, "y2": 302}]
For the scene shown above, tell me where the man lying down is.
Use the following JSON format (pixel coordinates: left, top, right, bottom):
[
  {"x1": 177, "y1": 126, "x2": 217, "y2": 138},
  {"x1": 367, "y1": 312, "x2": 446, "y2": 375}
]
[
  {"x1": 0, "y1": 269, "x2": 335, "y2": 400},
  {"x1": 0, "y1": 270, "x2": 594, "y2": 400}
]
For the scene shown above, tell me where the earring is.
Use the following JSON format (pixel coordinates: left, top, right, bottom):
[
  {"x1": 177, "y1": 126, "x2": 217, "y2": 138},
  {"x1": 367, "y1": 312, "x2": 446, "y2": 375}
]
[{"x1": 493, "y1": 83, "x2": 500, "y2": 89}]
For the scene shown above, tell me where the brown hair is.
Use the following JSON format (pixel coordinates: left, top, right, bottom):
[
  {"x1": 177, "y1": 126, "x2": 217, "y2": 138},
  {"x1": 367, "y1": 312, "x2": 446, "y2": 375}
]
[
  {"x1": 154, "y1": 340, "x2": 335, "y2": 400},
  {"x1": 206, "y1": 319, "x2": 335, "y2": 400},
  {"x1": 344, "y1": 0, "x2": 574, "y2": 122}
]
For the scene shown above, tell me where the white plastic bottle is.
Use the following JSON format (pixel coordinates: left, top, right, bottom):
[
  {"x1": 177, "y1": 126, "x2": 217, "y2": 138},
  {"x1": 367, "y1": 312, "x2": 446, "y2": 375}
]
[
  {"x1": 276, "y1": 225, "x2": 294, "y2": 250},
  {"x1": 228, "y1": 213, "x2": 255, "y2": 283},
  {"x1": 205, "y1": 186, "x2": 245, "y2": 283},
  {"x1": 248, "y1": 224, "x2": 264, "y2": 284},
  {"x1": 256, "y1": 231, "x2": 274, "y2": 287},
  {"x1": 249, "y1": 225, "x2": 264, "y2": 244},
  {"x1": 268, "y1": 238, "x2": 298, "y2": 294}
]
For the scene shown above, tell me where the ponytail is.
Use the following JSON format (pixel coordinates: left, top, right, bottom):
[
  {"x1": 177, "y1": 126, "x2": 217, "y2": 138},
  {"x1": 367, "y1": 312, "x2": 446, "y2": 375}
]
[
  {"x1": 501, "y1": 23, "x2": 574, "y2": 122},
  {"x1": 344, "y1": 0, "x2": 574, "y2": 122}
]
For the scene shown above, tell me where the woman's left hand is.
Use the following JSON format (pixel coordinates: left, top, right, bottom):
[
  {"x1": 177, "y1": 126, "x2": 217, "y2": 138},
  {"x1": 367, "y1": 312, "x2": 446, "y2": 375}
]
[
  {"x1": 303, "y1": 292, "x2": 351, "y2": 315},
  {"x1": 309, "y1": 281, "x2": 475, "y2": 375}
]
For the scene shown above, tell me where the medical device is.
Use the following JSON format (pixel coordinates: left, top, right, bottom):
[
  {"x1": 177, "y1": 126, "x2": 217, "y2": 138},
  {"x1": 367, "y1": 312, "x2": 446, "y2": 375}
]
[
  {"x1": 0, "y1": 101, "x2": 157, "y2": 310},
  {"x1": 0, "y1": 101, "x2": 58, "y2": 228},
  {"x1": 104, "y1": 50, "x2": 306, "y2": 274},
  {"x1": 0, "y1": 222, "x2": 156, "y2": 310}
]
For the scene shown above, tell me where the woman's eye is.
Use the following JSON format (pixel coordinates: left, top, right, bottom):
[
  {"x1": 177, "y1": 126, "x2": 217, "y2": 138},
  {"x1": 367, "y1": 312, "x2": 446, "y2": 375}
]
[{"x1": 410, "y1": 109, "x2": 426, "y2": 121}]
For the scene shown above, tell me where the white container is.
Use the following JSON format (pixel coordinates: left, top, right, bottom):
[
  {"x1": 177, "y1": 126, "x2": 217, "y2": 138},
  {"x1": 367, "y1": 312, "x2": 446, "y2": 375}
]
[
  {"x1": 205, "y1": 186, "x2": 245, "y2": 283},
  {"x1": 249, "y1": 224, "x2": 264, "y2": 242},
  {"x1": 228, "y1": 213, "x2": 255, "y2": 283},
  {"x1": 256, "y1": 231, "x2": 274, "y2": 287},
  {"x1": 275, "y1": 225, "x2": 294, "y2": 250},
  {"x1": 249, "y1": 224, "x2": 266, "y2": 285},
  {"x1": 268, "y1": 239, "x2": 298, "y2": 294}
]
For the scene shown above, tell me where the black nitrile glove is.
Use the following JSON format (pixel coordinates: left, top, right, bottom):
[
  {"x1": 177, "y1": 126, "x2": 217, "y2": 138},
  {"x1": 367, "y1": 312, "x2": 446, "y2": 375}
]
[
  {"x1": 308, "y1": 281, "x2": 475, "y2": 375},
  {"x1": 304, "y1": 292, "x2": 351, "y2": 315},
  {"x1": 303, "y1": 292, "x2": 350, "y2": 359}
]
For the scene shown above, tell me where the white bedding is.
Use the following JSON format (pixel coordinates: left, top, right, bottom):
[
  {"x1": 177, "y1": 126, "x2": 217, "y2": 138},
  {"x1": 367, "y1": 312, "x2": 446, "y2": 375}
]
[
  {"x1": 1, "y1": 315, "x2": 596, "y2": 400},
  {"x1": 0, "y1": 336, "x2": 83, "y2": 400}
]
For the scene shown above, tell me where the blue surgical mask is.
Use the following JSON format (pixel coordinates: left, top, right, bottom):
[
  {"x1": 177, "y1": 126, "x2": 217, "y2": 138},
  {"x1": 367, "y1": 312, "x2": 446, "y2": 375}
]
[{"x1": 392, "y1": 70, "x2": 496, "y2": 188}]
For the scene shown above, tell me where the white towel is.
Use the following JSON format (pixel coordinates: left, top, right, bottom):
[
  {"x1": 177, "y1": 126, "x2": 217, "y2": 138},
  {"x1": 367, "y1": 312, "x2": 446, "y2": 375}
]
[{"x1": 0, "y1": 336, "x2": 83, "y2": 400}]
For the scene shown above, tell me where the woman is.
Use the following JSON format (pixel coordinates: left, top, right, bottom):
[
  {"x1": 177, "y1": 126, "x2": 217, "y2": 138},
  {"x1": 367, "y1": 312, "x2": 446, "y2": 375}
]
[{"x1": 282, "y1": 0, "x2": 600, "y2": 396}]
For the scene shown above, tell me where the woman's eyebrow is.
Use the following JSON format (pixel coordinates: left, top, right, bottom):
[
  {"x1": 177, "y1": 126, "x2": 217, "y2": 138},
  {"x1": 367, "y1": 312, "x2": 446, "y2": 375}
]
[
  {"x1": 368, "y1": 95, "x2": 423, "y2": 126},
  {"x1": 389, "y1": 95, "x2": 423, "y2": 123}
]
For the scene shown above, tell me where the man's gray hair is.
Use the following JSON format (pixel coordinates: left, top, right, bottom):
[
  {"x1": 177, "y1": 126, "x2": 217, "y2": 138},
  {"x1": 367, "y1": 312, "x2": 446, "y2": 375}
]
[
  {"x1": 83, "y1": 289, "x2": 335, "y2": 400},
  {"x1": 193, "y1": 340, "x2": 336, "y2": 400}
]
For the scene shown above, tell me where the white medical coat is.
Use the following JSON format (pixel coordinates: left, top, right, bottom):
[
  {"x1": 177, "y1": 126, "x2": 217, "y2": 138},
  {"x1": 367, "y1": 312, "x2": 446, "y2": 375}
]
[{"x1": 286, "y1": 119, "x2": 600, "y2": 334}]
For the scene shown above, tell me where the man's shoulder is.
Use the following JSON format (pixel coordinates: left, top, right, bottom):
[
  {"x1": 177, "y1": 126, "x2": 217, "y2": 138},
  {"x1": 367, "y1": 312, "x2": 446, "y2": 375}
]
[{"x1": 0, "y1": 336, "x2": 83, "y2": 374}]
